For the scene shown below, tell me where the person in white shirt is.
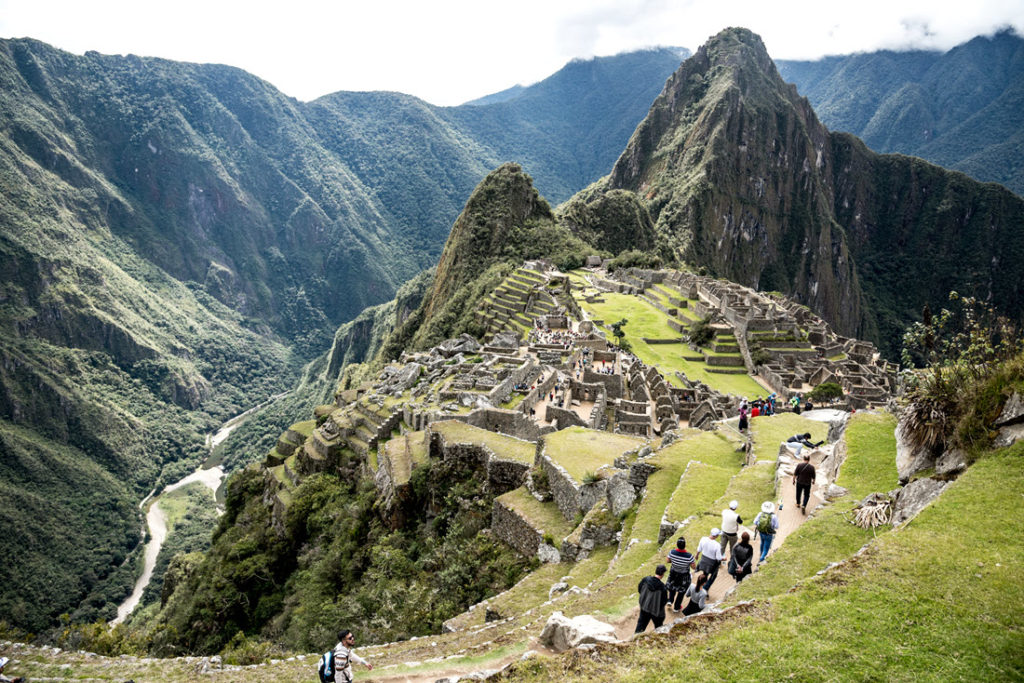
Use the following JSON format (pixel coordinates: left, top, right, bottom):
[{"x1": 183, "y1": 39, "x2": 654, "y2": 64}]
[
  {"x1": 695, "y1": 528, "x2": 726, "y2": 591},
  {"x1": 327, "y1": 630, "x2": 373, "y2": 682},
  {"x1": 719, "y1": 500, "x2": 742, "y2": 555}
]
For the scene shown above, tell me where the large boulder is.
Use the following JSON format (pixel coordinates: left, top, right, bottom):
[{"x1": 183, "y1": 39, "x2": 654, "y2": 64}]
[
  {"x1": 538, "y1": 611, "x2": 618, "y2": 653},
  {"x1": 605, "y1": 470, "x2": 636, "y2": 516},
  {"x1": 891, "y1": 478, "x2": 949, "y2": 526},
  {"x1": 490, "y1": 331, "x2": 520, "y2": 350},
  {"x1": 438, "y1": 333, "x2": 482, "y2": 358},
  {"x1": 895, "y1": 412, "x2": 941, "y2": 484},
  {"x1": 995, "y1": 392, "x2": 1024, "y2": 427}
]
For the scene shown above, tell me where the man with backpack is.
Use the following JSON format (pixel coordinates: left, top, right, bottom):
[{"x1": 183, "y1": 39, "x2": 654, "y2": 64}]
[
  {"x1": 634, "y1": 564, "x2": 670, "y2": 633},
  {"x1": 319, "y1": 630, "x2": 373, "y2": 682},
  {"x1": 754, "y1": 501, "x2": 780, "y2": 563}
]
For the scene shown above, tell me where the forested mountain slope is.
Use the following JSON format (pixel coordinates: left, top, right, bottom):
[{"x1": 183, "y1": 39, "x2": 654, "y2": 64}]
[
  {"x1": 0, "y1": 38, "x2": 682, "y2": 633},
  {"x1": 778, "y1": 29, "x2": 1024, "y2": 196}
]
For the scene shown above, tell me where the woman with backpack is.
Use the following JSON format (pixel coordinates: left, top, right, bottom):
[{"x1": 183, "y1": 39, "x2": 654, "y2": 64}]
[
  {"x1": 728, "y1": 532, "x2": 754, "y2": 582},
  {"x1": 754, "y1": 501, "x2": 780, "y2": 563}
]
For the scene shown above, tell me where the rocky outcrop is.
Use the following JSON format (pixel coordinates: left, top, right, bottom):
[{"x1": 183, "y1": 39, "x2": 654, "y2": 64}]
[
  {"x1": 891, "y1": 478, "x2": 949, "y2": 527},
  {"x1": 538, "y1": 612, "x2": 618, "y2": 653}
]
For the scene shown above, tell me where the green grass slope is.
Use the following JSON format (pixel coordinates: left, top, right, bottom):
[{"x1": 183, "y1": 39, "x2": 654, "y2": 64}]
[{"x1": 506, "y1": 420, "x2": 1023, "y2": 681}]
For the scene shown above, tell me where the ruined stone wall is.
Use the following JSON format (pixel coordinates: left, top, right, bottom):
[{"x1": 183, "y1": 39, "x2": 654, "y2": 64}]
[
  {"x1": 546, "y1": 404, "x2": 588, "y2": 431},
  {"x1": 491, "y1": 498, "x2": 542, "y2": 557},
  {"x1": 463, "y1": 407, "x2": 553, "y2": 441},
  {"x1": 583, "y1": 369, "x2": 624, "y2": 400},
  {"x1": 540, "y1": 454, "x2": 582, "y2": 521}
]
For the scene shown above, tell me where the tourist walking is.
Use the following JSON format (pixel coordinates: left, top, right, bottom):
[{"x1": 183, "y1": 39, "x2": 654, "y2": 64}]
[
  {"x1": 695, "y1": 528, "x2": 725, "y2": 591},
  {"x1": 754, "y1": 502, "x2": 779, "y2": 563},
  {"x1": 634, "y1": 564, "x2": 669, "y2": 633},
  {"x1": 728, "y1": 532, "x2": 754, "y2": 582},
  {"x1": 319, "y1": 629, "x2": 373, "y2": 682},
  {"x1": 738, "y1": 400, "x2": 749, "y2": 432},
  {"x1": 719, "y1": 500, "x2": 742, "y2": 555},
  {"x1": 680, "y1": 572, "x2": 709, "y2": 616},
  {"x1": 666, "y1": 537, "x2": 695, "y2": 611},
  {"x1": 792, "y1": 453, "x2": 816, "y2": 513}
]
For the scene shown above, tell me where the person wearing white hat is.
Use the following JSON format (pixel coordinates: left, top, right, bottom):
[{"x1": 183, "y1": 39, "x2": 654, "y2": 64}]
[
  {"x1": 719, "y1": 500, "x2": 743, "y2": 555},
  {"x1": 753, "y1": 501, "x2": 780, "y2": 563},
  {"x1": 0, "y1": 655, "x2": 24, "y2": 683},
  {"x1": 694, "y1": 528, "x2": 726, "y2": 591}
]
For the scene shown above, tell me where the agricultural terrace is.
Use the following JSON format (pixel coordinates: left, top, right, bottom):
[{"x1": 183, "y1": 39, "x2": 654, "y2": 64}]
[
  {"x1": 578, "y1": 292, "x2": 765, "y2": 397},
  {"x1": 542, "y1": 426, "x2": 647, "y2": 481},
  {"x1": 431, "y1": 420, "x2": 536, "y2": 464}
]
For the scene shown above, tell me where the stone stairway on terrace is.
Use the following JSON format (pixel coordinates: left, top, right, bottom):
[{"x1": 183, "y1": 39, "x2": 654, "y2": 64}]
[{"x1": 478, "y1": 267, "x2": 566, "y2": 341}]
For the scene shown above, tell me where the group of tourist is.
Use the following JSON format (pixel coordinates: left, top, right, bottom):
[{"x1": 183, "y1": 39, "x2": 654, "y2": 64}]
[
  {"x1": 737, "y1": 394, "x2": 779, "y2": 431},
  {"x1": 529, "y1": 327, "x2": 587, "y2": 349},
  {"x1": 635, "y1": 499, "x2": 783, "y2": 634}
]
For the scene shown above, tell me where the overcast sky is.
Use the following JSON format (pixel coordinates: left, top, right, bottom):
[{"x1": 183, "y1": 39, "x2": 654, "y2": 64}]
[{"x1": 1, "y1": 0, "x2": 1021, "y2": 106}]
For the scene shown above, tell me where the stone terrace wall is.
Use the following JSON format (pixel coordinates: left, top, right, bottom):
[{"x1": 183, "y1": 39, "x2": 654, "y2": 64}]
[
  {"x1": 428, "y1": 430, "x2": 531, "y2": 495},
  {"x1": 491, "y1": 499, "x2": 542, "y2": 557}
]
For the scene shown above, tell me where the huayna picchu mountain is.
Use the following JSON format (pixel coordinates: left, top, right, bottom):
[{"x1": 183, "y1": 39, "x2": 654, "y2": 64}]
[{"x1": 593, "y1": 28, "x2": 1024, "y2": 353}]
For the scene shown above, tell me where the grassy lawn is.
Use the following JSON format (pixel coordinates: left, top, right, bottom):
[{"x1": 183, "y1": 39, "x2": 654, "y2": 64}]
[
  {"x1": 543, "y1": 426, "x2": 647, "y2": 480},
  {"x1": 431, "y1": 419, "x2": 536, "y2": 464},
  {"x1": 497, "y1": 486, "x2": 576, "y2": 541},
  {"x1": 630, "y1": 336, "x2": 765, "y2": 397}
]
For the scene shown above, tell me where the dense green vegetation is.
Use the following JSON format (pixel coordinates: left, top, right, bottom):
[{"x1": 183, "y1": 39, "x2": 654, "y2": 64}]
[
  {"x1": 145, "y1": 454, "x2": 532, "y2": 654},
  {"x1": 778, "y1": 29, "x2": 1024, "y2": 196}
]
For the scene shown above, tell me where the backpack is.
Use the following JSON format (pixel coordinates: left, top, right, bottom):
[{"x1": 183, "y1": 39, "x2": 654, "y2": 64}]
[
  {"x1": 756, "y1": 512, "x2": 774, "y2": 534},
  {"x1": 318, "y1": 650, "x2": 335, "y2": 683}
]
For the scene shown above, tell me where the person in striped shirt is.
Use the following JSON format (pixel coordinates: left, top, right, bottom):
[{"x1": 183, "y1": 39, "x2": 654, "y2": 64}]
[{"x1": 665, "y1": 537, "x2": 695, "y2": 612}]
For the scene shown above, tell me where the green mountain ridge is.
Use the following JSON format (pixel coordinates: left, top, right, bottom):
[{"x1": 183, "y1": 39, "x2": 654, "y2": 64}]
[
  {"x1": 597, "y1": 28, "x2": 1024, "y2": 354},
  {"x1": 0, "y1": 39, "x2": 685, "y2": 633},
  {"x1": 777, "y1": 28, "x2": 1024, "y2": 195}
]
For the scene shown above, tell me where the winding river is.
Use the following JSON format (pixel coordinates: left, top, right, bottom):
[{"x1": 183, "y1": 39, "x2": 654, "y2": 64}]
[{"x1": 111, "y1": 392, "x2": 288, "y2": 625}]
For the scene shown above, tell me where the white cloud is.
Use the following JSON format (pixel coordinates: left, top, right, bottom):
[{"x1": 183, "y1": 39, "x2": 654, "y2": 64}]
[{"x1": 0, "y1": 0, "x2": 1021, "y2": 105}]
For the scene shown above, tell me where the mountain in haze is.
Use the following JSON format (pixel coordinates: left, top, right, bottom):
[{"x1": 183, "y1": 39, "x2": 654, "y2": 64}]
[{"x1": 777, "y1": 29, "x2": 1024, "y2": 196}]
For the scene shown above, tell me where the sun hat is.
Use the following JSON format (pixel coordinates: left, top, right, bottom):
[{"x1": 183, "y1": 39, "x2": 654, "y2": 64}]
[
  {"x1": 0, "y1": 657, "x2": 8, "y2": 669},
  {"x1": 729, "y1": 500, "x2": 739, "y2": 510},
  {"x1": 761, "y1": 501, "x2": 775, "y2": 513},
  {"x1": 710, "y1": 527, "x2": 721, "y2": 537}
]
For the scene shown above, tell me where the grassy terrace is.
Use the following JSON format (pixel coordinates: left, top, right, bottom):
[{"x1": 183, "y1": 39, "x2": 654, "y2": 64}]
[
  {"x1": 288, "y1": 419, "x2": 316, "y2": 438},
  {"x1": 508, "y1": 417, "x2": 1023, "y2": 682},
  {"x1": 382, "y1": 430, "x2": 429, "y2": 485},
  {"x1": 498, "y1": 486, "x2": 576, "y2": 541},
  {"x1": 542, "y1": 426, "x2": 647, "y2": 480},
  {"x1": 549, "y1": 432, "x2": 741, "y2": 620},
  {"x1": 431, "y1": 419, "x2": 536, "y2": 464},
  {"x1": 579, "y1": 292, "x2": 764, "y2": 397}
]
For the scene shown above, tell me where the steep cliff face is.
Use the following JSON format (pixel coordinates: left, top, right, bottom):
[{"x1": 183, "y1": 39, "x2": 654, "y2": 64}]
[
  {"x1": 602, "y1": 28, "x2": 1024, "y2": 349},
  {"x1": 607, "y1": 28, "x2": 863, "y2": 334}
]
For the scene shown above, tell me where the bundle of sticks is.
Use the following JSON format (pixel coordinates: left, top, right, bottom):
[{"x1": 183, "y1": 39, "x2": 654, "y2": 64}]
[{"x1": 853, "y1": 492, "x2": 892, "y2": 528}]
